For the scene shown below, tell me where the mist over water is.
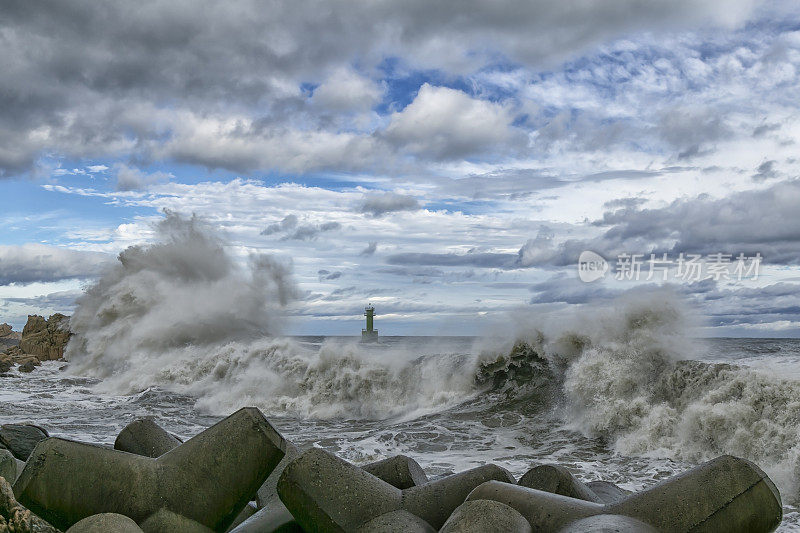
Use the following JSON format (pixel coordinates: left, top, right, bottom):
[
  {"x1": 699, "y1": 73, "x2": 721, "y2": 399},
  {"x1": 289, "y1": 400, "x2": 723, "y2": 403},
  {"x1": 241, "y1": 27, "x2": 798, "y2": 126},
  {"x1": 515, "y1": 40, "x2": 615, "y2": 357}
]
[{"x1": 62, "y1": 212, "x2": 800, "y2": 508}]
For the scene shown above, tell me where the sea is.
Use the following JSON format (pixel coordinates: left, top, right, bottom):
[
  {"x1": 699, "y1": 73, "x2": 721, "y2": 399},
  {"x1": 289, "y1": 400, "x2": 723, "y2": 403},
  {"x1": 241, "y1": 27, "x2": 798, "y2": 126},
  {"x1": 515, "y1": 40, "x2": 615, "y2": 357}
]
[{"x1": 3, "y1": 332, "x2": 800, "y2": 530}]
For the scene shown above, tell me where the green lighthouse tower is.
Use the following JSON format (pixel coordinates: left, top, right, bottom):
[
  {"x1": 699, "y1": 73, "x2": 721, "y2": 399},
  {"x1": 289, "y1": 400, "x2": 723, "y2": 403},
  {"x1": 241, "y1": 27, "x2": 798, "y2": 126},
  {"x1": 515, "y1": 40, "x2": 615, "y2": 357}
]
[{"x1": 362, "y1": 304, "x2": 378, "y2": 340}]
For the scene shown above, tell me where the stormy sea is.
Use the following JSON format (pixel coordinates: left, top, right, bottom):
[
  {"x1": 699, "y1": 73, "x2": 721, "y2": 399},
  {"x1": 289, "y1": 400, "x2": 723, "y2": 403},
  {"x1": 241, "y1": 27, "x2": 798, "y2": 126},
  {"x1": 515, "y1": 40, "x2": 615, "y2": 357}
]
[{"x1": 4, "y1": 213, "x2": 800, "y2": 529}]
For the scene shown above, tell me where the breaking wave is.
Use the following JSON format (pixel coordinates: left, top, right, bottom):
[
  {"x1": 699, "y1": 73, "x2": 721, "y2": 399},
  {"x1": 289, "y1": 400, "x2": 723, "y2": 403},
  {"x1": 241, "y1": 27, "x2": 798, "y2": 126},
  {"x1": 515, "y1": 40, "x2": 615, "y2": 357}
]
[
  {"x1": 475, "y1": 292, "x2": 800, "y2": 502},
  {"x1": 65, "y1": 211, "x2": 800, "y2": 500},
  {"x1": 65, "y1": 211, "x2": 480, "y2": 418}
]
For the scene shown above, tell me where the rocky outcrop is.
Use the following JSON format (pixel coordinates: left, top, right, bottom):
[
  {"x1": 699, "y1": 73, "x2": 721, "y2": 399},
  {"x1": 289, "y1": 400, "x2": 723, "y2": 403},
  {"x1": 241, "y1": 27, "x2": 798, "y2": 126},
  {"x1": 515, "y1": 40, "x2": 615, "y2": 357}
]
[
  {"x1": 0, "y1": 323, "x2": 21, "y2": 350},
  {"x1": 19, "y1": 315, "x2": 71, "y2": 362},
  {"x1": 0, "y1": 476, "x2": 59, "y2": 533}
]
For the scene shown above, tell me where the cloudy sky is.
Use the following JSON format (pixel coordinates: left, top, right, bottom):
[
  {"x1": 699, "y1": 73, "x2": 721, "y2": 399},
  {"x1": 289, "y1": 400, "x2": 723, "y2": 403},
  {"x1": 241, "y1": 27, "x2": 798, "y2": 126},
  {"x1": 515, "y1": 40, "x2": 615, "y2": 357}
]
[{"x1": 1, "y1": 0, "x2": 800, "y2": 336}]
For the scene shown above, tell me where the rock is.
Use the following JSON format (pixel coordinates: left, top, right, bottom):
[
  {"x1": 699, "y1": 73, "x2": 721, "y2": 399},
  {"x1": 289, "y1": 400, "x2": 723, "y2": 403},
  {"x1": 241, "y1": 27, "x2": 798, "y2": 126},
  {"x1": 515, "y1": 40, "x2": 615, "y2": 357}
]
[
  {"x1": 585, "y1": 481, "x2": 631, "y2": 504},
  {"x1": 0, "y1": 424, "x2": 49, "y2": 461},
  {"x1": 0, "y1": 475, "x2": 59, "y2": 533},
  {"x1": 440, "y1": 500, "x2": 532, "y2": 533},
  {"x1": 14, "y1": 407, "x2": 286, "y2": 531},
  {"x1": 18, "y1": 360, "x2": 38, "y2": 373},
  {"x1": 0, "y1": 358, "x2": 11, "y2": 374},
  {"x1": 355, "y1": 510, "x2": 436, "y2": 533},
  {"x1": 19, "y1": 314, "x2": 71, "y2": 362},
  {"x1": 517, "y1": 464, "x2": 601, "y2": 502},
  {"x1": 0, "y1": 450, "x2": 21, "y2": 484},
  {"x1": 277, "y1": 447, "x2": 402, "y2": 533},
  {"x1": 0, "y1": 324, "x2": 19, "y2": 351},
  {"x1": 114, "y1": 418, "x2": 182, "y2": 458},
  {"x1": 363, "y1": 455, "x2": 428, "y2": 489},
  {"x1": 401, "y1": 464, "x2": 516, "y2": 530},
  {"x1": 139, "y1": 508, "x2": 213, "y2": 533},
  {"x1": 466, "y1": 455, "x2": 782, "y2": 533},
  {"x1": 66, "y1": 513, "x2": 143, "y2": 533}
]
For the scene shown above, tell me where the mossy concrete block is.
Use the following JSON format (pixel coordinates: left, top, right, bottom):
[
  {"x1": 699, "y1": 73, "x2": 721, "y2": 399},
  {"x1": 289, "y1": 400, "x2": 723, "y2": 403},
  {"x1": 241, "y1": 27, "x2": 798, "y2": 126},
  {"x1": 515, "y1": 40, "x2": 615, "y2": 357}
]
[
  {"x1": 517, "y1": 464, "x2": 600, "y2": 502},
  {"x1": 277, "y1": 447, "x2": 402, "y2": 532},
  {"x1": 439, "y1": 500, "x2": 532, "y2": 533},
  {"x1": 401, "y1": 464, "x2": 515, "y2": 530},
  {"x1": 139, "y1": 508, "x2": 213, "y2": 532},
  {"x1": 355, "y1": 510, "x2": 435, "y2": 533},
  {"x1": 14, "y1": 407, "x2": 286, "y2": 532},
  {"x1": 66, "y1": 513, "x2": 144, "y2": 533},
  {"x1": 363, "y1": 455, "x2": 428, "y2": 489},
  {"x1": 114, "y1": 419, "x2": 181, "y2": 458}
]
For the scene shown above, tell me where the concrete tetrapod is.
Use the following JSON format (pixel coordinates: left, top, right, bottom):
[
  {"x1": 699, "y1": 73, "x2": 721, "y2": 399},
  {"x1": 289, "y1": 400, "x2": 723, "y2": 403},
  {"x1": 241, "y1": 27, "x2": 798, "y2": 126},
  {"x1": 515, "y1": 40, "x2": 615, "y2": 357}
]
[
  {"x1": 439, "y1": 500, "x2": 532, "y2": 533},
  {"x1": 585, "y1": 481, "x2": 630, "y2": 504},
  {"x1": 230, "y1": 499, "x2": 301, "y2": 533},
  {"x1": 113, "y1": 417, "x2": 258, "y2": 532},
  {"x1": 0, "y1": 424, "x2": 49, "y2": 461},
  {"x1": 139, "y1": 508, "x2": 213, "y2": 532},
  {"x1": 230, "y1": 441, "x2": 303, "y2": 533},
  {"x1": 113, "y1": 418, "x2": 182, "y2": 458},
  {"x1": 362, "y1": 455, "x2": 428, "y2": 489},
  {"x1": 466, "y1": 455, "x2": 782, "y2": 533},
  {"x1": 401, "y1": 463, "x2": 515, "y2": 529},
  {"x1": 558, "y1": 514, "x2": 657, "y2": 532},
  {"x1": 517, "y1": 464, "x2": 601, "y2": 502},
  {"x1": 0, "y1": 449, "x2": 22, "y2": 484},
  {"x1": 277, "y1": 447, "x2": 403, "y2": 532},
  {"x1": 354, "y1": 510, "x2": 435, "y2": 533},
  {"x1": 13, "y1": 407, "x2": 287, "y2": 532},
  {"x1": 66, "y1": 513, "x2": 144, "y2": 533},
  {"x1": 277, "y1": 447, "x2": 515, "y2": 532}
]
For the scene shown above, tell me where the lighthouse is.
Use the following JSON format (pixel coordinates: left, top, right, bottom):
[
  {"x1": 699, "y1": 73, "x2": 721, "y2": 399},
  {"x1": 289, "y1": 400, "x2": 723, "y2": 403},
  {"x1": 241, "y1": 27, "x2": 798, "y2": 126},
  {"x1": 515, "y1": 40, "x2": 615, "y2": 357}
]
[{"x1": 362, "y1": 304, "x2": 378, "y2": 340}]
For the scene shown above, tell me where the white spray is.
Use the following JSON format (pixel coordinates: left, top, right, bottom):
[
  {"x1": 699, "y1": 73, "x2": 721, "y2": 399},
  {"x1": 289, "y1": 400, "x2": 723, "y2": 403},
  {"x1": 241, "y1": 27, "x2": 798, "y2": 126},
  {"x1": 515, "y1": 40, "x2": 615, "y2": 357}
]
[{"x1": 66, "y1": 211, "x2": 480, "y2": 418}]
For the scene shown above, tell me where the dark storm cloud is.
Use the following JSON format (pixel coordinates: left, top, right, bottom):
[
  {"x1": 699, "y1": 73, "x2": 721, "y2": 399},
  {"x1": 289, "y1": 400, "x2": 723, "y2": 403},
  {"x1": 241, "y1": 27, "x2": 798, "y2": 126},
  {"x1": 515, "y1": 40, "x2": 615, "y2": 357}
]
[
  {"x1": 2, "y1": 289, "x2": 83, "y2": 310},
  {"x1": 261, "y1": 215, "x2": 298, "y2": 236},
  {"x1": 283, "y1": 222, "x2": 341, "y2": 241},
  {"x1": 318, "y1": 269, "x2": 343, "y2": 281},
  {"x1": 0, "y1": 0, "x2": 757, "y2": 177},
  {"x1": 0, "y1": 244, "x2": 113, "y2": 285},
  {"x1": 360, "y1": 242, "x2": 378, "y2": 256},
  {"x1": 519, "y1": 179, "x2": 800, "y2": 267},
  {"x1": 752, "y1": 160, "x2": 778, "y2": 181},
  {"x1": 657, "y1": 106, "x2": 732, "y2": 159},
  {"x1": 261, "y1": 216, "x2": 340, "y2": 240},
  {"x1": 359, "y1": 192, "x2": 420, "y2": 217}
]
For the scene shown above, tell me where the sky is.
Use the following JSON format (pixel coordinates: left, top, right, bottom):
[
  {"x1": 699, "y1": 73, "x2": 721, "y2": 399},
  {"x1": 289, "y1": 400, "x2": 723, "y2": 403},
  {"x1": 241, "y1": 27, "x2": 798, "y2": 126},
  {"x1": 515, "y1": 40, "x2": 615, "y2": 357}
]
[{"x1": 1, "y1": 0, "x2": 800, "y2": 336}]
